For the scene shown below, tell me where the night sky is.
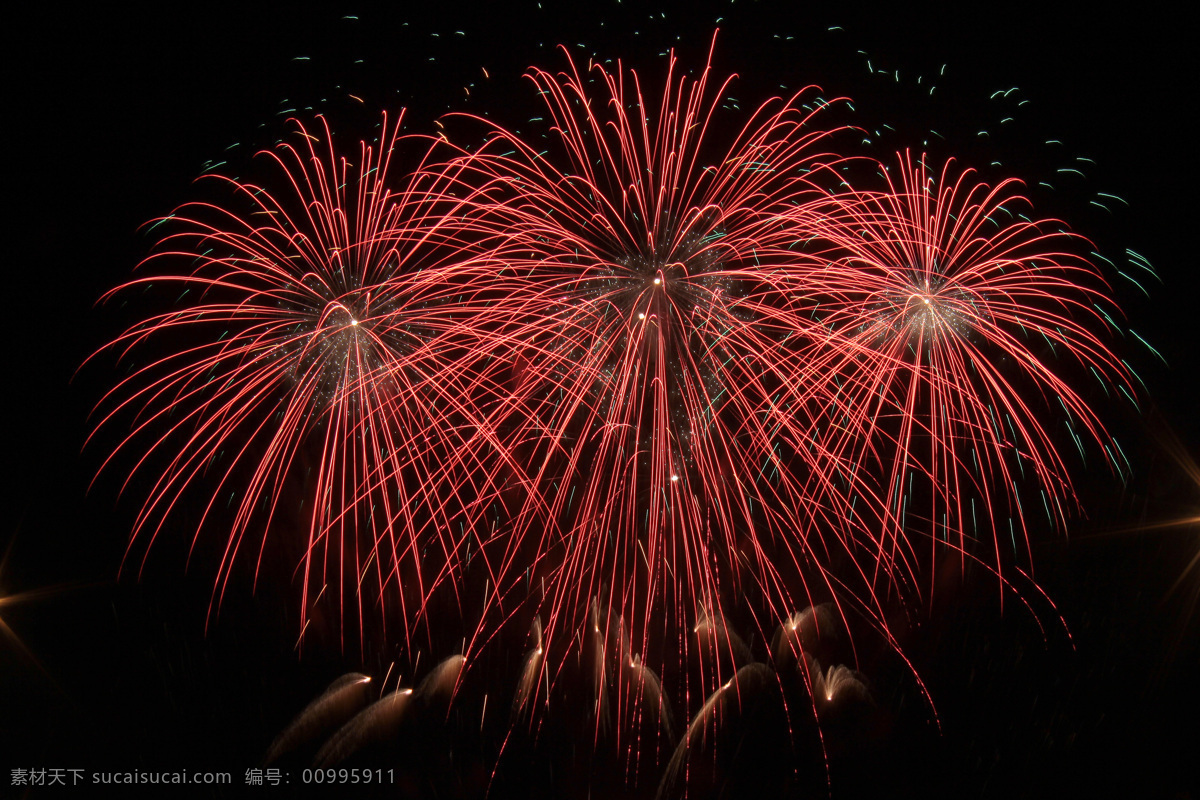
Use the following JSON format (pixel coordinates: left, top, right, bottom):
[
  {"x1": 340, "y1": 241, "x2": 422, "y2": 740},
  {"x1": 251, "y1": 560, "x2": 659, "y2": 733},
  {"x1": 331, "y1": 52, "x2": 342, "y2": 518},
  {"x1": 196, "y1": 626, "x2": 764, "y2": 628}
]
[{"x1": 5, "y1": 3, "x2": 1198, "y2": 797}]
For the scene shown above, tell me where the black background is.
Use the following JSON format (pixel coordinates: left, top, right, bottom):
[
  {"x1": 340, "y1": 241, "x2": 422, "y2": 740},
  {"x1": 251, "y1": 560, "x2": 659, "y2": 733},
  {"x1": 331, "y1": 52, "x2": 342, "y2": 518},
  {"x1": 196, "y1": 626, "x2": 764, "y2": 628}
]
[{"x1": 5, "y1": 2, "x2": 1197, "y2": 797}]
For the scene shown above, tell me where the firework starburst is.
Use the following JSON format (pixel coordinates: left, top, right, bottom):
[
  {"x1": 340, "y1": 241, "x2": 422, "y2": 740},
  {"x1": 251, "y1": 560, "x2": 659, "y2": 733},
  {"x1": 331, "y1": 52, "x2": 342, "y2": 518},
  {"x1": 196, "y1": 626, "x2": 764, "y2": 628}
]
[{"x1": 90, "y1": 113, "x2": 513, "y2": 647}]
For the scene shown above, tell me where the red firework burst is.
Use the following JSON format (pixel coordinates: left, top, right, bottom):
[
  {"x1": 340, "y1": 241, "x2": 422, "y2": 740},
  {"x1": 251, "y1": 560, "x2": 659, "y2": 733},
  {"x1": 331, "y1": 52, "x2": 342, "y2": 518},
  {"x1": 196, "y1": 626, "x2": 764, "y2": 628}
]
[
  {"x1": 810, "y1": 150, "x2": 1131, "y2": 586},
  {"x1": 89, "y1": 36, "x2": 1136, "y2": 775},
  {"x1": 89, "y1": 113, "x2": 513, "y2": 647},
  {"x1": 440, "y1": 38, "x2": 910, "y2": 713}
]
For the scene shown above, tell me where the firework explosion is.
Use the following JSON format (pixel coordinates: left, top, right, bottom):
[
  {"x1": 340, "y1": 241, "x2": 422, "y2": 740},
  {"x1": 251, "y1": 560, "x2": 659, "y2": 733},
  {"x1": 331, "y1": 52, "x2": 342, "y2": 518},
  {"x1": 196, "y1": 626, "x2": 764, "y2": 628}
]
[
  {"x1": 90, "y1": 112, "x2": 522, "y2": 649},
  {"x1": 91, "y1": 31, "x2": 1132, "y2": 789},
  {"x1": 809, "y1": 151, "x2": 1133, "y2": 586},
  {"x1": 441, "y1": 39, "x2": 910, "y2": 696}
]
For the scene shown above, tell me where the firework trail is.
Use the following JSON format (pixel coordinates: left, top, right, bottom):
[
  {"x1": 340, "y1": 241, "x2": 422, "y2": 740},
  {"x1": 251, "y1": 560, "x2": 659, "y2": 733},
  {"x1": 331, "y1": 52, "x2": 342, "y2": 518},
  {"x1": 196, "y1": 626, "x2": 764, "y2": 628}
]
[{"x1": 90, "y1": 113, "x2": 517, "y2": 648}]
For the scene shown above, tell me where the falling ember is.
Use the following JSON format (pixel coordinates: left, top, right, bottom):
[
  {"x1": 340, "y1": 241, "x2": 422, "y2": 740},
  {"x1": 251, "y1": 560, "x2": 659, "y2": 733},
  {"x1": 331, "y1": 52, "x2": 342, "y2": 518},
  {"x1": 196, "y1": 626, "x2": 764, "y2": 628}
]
[
  {"x1": 313, "y1": 688, "x2": 414, "y2": 769},
  {"x1": 264, "y1": 673, "x2": 372, "y2": 766},
  {"x1": 513, "y1": 616, "x2": 545, "y2": 719},
  {"x1": 772, "y1": 603, "x2": 840, "y2": 675},
  {"x1": 657, "y1": 664, "x2": 792, "y2": 799},
  {"x1": 413, "y1": 654, "x2": 465, "y2": 709},
  {"x1": 815, "y1": 664, "x2": 868, "y2": 707}
]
